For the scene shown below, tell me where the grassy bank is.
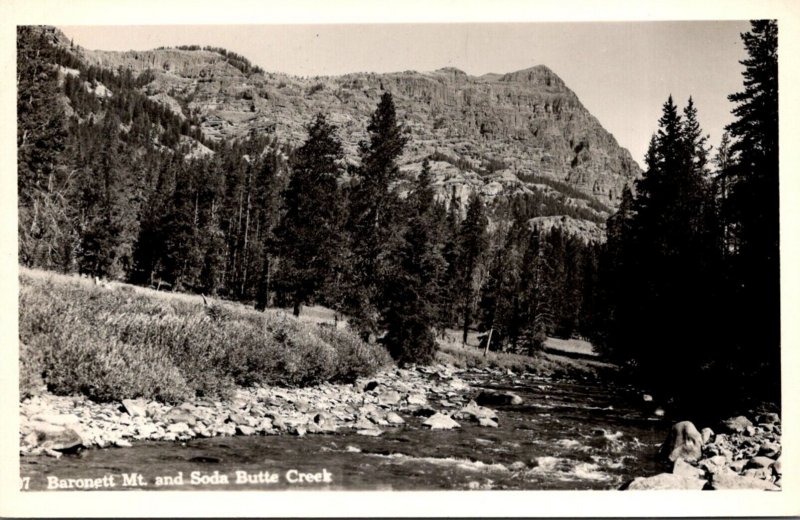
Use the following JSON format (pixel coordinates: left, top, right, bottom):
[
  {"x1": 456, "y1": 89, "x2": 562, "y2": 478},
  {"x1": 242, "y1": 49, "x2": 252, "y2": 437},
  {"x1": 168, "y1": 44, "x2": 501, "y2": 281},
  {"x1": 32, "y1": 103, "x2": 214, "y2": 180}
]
[
  {"x1": 436, "y1": 332, "x2": 616, "y2": 378},
  {"x1": 19, "y1": 268, "x2": 391, "y2": 403}
]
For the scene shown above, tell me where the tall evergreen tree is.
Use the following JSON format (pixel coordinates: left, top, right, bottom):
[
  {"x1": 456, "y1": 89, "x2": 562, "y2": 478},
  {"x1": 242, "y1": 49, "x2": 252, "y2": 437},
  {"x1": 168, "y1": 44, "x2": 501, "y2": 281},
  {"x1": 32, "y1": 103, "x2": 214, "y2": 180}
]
[
  {"x1": 274, "y1": 114, "x2": 346, "y2": 316},
  {"x1": 457, "y1": 192, "x2": 489, "y2": 345},
  {"x1": 346, "y1": 92, "x2": 408, "y2": 337},
  {"x1": 383, "y1": 160, "x2": 447, "y2": 364},
  {"x1": 723, "y1": 20, "x2": 780, "y2": 402}
]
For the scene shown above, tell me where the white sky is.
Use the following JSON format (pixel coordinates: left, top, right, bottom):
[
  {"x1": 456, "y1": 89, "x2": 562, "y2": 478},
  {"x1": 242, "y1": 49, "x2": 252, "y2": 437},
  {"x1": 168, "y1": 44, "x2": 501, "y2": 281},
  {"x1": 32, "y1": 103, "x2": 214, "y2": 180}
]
[{"x1": 59, "y1": 22, "x2": 751, "y2": 167}]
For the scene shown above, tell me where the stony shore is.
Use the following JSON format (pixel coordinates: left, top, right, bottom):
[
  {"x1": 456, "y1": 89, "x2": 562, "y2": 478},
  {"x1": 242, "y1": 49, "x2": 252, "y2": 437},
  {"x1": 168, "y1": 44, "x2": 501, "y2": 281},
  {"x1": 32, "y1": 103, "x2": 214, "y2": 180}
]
[
  {"x1": 20, "y1": 364, "x2": 510, "y2": 457},
  {"x1": 626, "y1": 413, "x2": 782, "y2": 490}
]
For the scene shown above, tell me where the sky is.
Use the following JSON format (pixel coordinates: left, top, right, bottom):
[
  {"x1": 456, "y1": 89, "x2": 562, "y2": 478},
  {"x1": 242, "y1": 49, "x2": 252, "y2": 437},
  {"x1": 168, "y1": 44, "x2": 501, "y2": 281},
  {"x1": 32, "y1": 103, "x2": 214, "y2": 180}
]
[{"x1": 58, "y1": 22, "x2": 752, "y2": 167}]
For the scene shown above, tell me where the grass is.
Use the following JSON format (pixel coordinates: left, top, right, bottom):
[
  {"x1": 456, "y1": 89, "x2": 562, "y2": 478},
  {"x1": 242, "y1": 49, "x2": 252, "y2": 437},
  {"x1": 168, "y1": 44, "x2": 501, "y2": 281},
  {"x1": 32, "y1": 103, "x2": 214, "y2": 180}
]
[
  {"x1": 435, "y1": 330, "x2": 615, "y2": 378},
  {"x1": 18, "y1": 268, "x2": 391, "y2": 403}
]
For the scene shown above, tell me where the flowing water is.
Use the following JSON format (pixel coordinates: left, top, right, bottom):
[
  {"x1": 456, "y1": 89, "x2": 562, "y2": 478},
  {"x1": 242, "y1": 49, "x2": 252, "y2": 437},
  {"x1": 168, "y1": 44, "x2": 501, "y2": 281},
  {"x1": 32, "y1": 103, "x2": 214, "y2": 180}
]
[{"x1": 20, "y1": 372, "x2": 670, "y2": 491}]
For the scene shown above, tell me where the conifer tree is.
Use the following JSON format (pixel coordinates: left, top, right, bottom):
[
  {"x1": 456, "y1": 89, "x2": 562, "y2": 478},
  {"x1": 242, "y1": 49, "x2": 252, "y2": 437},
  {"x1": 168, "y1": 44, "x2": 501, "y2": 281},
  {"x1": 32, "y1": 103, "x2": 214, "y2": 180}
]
[
  {"x1": 346, "y1": 92, "x2": 408, "y2": 337},
  {"x1": 383, "y1": 160, "x2": 446, "y2": 364},
  {"x1": 457, "y1": 192, "x2": 489, "y2": 345},
  {"x1": 274, "y1": 114, "x2": 346, "y2": 316}
]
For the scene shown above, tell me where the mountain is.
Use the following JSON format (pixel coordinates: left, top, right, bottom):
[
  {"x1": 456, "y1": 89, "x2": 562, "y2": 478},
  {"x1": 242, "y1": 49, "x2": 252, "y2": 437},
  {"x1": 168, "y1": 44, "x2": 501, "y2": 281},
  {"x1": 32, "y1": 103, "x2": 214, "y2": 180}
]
[
  {"x1": 35, "y1": 26, "x2": 642, "y2": 241},
  {"x1": 69, "y1": 36, "x2": 640, "y2": 202}
]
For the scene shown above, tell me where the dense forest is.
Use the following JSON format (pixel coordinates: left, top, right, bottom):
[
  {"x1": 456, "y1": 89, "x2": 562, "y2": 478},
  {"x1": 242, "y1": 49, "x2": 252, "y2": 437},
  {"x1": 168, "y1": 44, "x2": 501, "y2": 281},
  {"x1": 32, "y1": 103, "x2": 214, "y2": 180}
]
[{"x1": 17, "y1": 22, "x2": 779, "y2": 415}]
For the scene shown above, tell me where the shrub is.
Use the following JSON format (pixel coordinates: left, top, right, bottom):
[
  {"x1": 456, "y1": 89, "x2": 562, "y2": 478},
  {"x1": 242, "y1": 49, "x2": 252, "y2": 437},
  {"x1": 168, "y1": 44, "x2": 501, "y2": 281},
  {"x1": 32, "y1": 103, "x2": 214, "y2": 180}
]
[{"x1": 18, "y1": 269, "x2": 391, "y2": 403}]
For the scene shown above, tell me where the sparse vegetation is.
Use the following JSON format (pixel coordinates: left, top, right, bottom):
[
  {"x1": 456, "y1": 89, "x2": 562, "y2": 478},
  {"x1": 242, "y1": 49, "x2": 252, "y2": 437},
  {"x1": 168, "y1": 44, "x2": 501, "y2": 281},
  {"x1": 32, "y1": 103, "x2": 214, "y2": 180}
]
[{"x1": 18, "y1": 268, "x2": 391, "y2": 403}]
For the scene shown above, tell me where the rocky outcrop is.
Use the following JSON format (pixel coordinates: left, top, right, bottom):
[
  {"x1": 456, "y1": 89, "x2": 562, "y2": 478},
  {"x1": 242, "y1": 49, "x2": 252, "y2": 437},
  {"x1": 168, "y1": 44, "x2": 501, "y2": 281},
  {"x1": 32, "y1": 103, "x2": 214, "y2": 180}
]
[{"x1": 68, "y1": 42, "x2": 640, "y2": 210}]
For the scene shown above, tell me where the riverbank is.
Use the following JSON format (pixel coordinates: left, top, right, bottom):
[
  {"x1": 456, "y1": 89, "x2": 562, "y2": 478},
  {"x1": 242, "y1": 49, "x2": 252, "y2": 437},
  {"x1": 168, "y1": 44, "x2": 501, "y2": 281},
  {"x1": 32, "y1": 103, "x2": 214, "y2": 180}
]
[{"x1": 625, "y1": 412, "x2": 782, "y2": 491}]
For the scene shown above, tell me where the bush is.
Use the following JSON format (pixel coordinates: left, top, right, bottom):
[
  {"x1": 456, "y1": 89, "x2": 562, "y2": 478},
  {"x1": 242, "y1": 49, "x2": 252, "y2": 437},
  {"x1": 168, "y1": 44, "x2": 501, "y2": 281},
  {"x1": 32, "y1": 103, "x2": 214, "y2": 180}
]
[{"x1": 18, "y1": 269, "x2": 391, "y2": 403}]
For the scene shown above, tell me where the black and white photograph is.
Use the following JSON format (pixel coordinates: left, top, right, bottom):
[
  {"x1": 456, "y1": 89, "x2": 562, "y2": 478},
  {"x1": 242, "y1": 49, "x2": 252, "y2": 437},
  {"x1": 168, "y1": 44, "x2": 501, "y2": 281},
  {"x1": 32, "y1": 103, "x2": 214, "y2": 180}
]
[{"x1": 2, "y1": 0, "x2": 799, "y2": 516}]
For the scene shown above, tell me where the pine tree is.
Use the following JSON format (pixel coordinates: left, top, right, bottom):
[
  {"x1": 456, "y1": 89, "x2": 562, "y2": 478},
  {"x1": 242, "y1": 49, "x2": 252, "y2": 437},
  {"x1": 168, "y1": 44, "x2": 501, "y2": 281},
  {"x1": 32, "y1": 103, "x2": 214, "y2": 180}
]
[
  {"x1": 274, "y1": 114, "x2": 346, "y2": 316},
  {"x1": 383, "y1": 160, "x2": 447, "y2": 364},
  {"x1": 457, "y1": 192, "x2": 489, "y2": 345},
  {"x1": 723, "y1": 20, "x2": 780, "y2": 402},
  {"x1": 346, "y1": 92, "x2": 408, "y2": 337}
]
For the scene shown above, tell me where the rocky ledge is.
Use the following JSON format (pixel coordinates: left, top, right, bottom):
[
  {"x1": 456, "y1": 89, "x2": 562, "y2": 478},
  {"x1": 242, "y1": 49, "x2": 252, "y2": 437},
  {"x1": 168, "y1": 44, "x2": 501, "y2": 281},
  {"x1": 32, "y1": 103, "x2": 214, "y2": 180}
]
[
  {"x1": 625, "y1": 413, "x2": 782, "y2": 490},
  {"x1": 20, "y1": 365, "x2": 522, "y2": 458}
]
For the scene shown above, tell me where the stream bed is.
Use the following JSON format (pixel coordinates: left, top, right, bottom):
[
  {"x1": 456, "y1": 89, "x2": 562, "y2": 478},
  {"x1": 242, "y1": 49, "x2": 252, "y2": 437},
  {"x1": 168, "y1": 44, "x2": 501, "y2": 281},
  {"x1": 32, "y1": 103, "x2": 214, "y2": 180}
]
[{"x1": 20, "y1": 372, "x2": 670, "y2": 491}]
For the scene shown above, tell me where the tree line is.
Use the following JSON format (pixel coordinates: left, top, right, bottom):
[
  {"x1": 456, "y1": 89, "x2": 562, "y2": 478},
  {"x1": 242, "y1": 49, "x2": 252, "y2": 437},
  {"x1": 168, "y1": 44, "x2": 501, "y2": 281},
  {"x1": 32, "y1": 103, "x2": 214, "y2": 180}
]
[{"x1": 599, "y1": 20, "x2": 779, "y2": 415}]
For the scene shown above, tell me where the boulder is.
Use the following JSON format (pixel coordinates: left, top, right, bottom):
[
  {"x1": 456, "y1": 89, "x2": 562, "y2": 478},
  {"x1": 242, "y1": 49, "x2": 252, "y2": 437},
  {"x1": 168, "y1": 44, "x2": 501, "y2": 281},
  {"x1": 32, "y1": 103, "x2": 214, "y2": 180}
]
[
  {"x1": 27, "y1": 422, "x2": 85, "y2": 451},
  {"x1": 659, "y1": 421, "x2": 703, "y2": 463},
  {"x1": 475, "y1": 391, "x2": 523, "y2": 406},
  {"x1": 357, "y1": 429, "x2": 383, "y2": 437},
  {"x1": 720, "y1": 415, "x2": 752, "y2": 434},
  {"x1": 164, "y1": 407, "x2": 198, "y2": 426},
  {"x1": 422, "y1": 413, "x2": 461, "y2": 430},
  {"x1": 626, "y1": 473, "x2": 706, "y2": 490},
  {"x1": 698, "y1": 455, "x2": 729, "y2": 474},
  {"x1": 773, "y1": 456, "x2": 782, "y2": 476},
  {"x1": 121, "y1": 399, "x2": 148, "y2": 418},
  {"x1": 454, "y1": 400, "x2": 498, "y2": 423},
  {"x1": 745, "y1": 456, "x2": 775, "y2": 470},
  {"x1": 758, "y1": 441, "x2": 780, "y2": 458},
  {"x1": 672, "y1": 458, "x2": 705, "y2": 479},
  {"x1": 478, "y1": 417, "x2": 499, "y2": 428},
  {"x1": 710, "y1": 471, "x2": 780, "y2": 490},
  {"x1": 700, "y1": 427, "x2": 714, "y2": 444},
  {"x1": 385, "y1": 412, "x2": 405, "y2": 425},
  {"x1": 406, "y1": 394, "x2": 428, "y2": 406},
  {"x1": 377, "y1": 390, "x2": 402, "y2": 406},
  {"x1": 756, "y1": 412, "x2": 780, "y2": 424},
  {"x1": 236, "y1": 425, "x2": 256, "y2": 436},
  {"x1": 642, "y1": 394, "x2": 653, "y2": 402}
]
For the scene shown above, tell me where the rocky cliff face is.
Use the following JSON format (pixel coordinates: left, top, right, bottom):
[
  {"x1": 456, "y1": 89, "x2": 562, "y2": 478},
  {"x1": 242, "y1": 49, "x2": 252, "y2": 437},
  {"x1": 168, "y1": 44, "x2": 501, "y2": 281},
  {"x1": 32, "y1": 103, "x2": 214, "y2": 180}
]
[{"x1": 75, "y1": 44, "x2": 640, "y2": 210}]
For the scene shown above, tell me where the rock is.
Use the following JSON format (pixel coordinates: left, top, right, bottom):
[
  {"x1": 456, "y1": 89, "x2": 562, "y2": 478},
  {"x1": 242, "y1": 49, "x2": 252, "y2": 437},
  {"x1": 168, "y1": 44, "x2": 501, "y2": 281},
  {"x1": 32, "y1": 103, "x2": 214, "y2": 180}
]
[
  {"x1": 659, "y1": 421, "x2": 703, "y2": 463},
  {"x1": 773, "y1": 456, "x2": 782, "y2": 476},
  {"x1": 406, "y1": 393, "x2": 428, "y2": 406},
  {"x1": 475, "y1": 391, "x2": 522, "y2": 406},
  {"x1": 756, "y1": 412, "x2": 780, "y2": 424},
  {"x1": 114, "y1": 439, "x2": 132, "y2": 448},
  {"x1": 227, "y1": 411, "x2": 250, "y2": 425},
  {"x1": 710, "y1": 471, "x2": 780, "y2": 490},
  {"x1": 422, "y1": 413, "x2": 460, "y2": 430},
  {"x1": 27, "y1": 422, "x2": 85, "y2": 451},
  {"x1": 167, "y1": 422, "x2": 190, "y2": 434},
  {"x1": 721, "y1": 415, "x2": 752, "y2": 434},
  {"x1": 746, "y1": 456, "x2": 775, "y2": 470},
  {"x1": 478, "y1": 417, "x2": 499, "y2": 428},
  {"x1": 164, "y1": 407, "x2": 198, "y2": 426},
  {"x1": 672, "y1": 458, "x2": 705, "y2": 479},
  {"x1": 642, "y1": 394, "x2": 653, "y2": 402},
  {"x1": 357, "y1": 429, "x2": 383, "y2": 437},
  {"x1": 292, "y1": 426, "x2": 307, "y2": 437},
  {"x1": 214, "y1": 423, "x2": 237, "y2": 436},
  {"x1": 742, "y1": 468, "x2": 773, "y2": 481},
  {"x1": 377, "y1": 390, "x2": 402, "y2": 406},
  {"x1": 700, "y1": 427, "x2": 714, "y2": 444},
  {"x1": 236, "y1": 425, "x2": 255, "y2": 436},
  {"x1": 413, "y1": 407, "x2": 438, "y2": 418},
  {"x1": 758, "y1": 441, "x2": 780, "y2": 458},
  {"x1": 654, "y1": 407, "x2": 665, "y2": 417},
  {"x1": 121, "y1": 399, "x2": 148, "y2": 418},
  {"x1": 454, "y1": 400, "x2": 499, "y2": 423},
  {"x1": 698, "y1": 455, "x2": 728, "y2": 474},
  {"x1": 626, "y1": 473, "x2": 706, "y2": 490},
  {"x1": 363, "y1": 381, "x2": 379, "y2": 392},
  {"x1": 385, "y1": 412, "x2": 405, "y2": 425}
]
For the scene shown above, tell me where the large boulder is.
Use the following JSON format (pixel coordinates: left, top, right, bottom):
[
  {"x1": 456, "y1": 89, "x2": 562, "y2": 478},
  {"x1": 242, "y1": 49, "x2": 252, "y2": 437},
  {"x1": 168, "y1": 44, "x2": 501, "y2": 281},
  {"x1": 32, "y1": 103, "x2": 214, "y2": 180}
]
[
  {"x1": 626, "y1": 473, "x2": 706, "y2": 490},
  {"x1": 27, "y1": 421, "x2": 85, "y2": 451},
  {"x1": 121, "y1": 399, "x2": 148, "y2": 418},
  {"x1": 475, "y1": 391, "x2": 523, "y2": 406},
  {"x1": 672, "y1": 458, "x2": 705, "y2": 479},
  {"x1": 710, "y1": 471, "x2": 780, "y2": 490},
  {"x1": 659, "y1": 421, "x2": 703, "y2": 463},
  {"x1": 422, "y1": 413, "x2": 461, "y2": 430},
  {"x1": 454, "y1": 400, "x2": 498, "y2": 423},
  {"x1": 720, "y1": 415, "x2": 753, "y2": 434}
]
